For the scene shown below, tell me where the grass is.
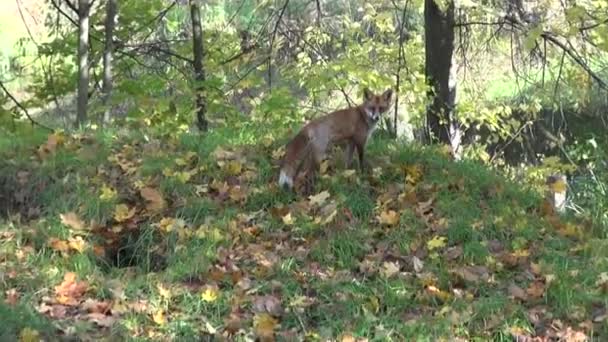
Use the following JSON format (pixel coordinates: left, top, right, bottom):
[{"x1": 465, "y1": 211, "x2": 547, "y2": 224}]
[{"x1": 0, "y1": 123, "x2": 607, "y2": 341}]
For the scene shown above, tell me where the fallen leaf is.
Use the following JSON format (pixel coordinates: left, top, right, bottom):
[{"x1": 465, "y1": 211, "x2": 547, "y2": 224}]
[
  {"x1": 508, "y1": 283, "x2": 528, "y2": 301},
  {"x1": 282, "y1": 213, "x2": 294, "y2": 225},
  {"x1": 49, "y1": 238, "x2": 70, "y2": 253},
  {"x1": 427, "y1": 236, "x2": 447, "y2": 251},
  {"x1": 308, "y1": 190, "x2": 330, "y2": 206},
  {"x1": 140, "y1": 187, "x2": 166, "y2": 213},
  {"x1": 60, "y1": 212, "x2": 85, "y2": 230},
  {"x1": 152, "y1": 309, "x2": 167, "y2": 325},
  {"x1": 5, "y1": 288, "x2": 19, "y2": 305},
  {"x1": 412, "y1": 256, "x2": 424, "y2": 273},
  {"x1": 253, "y1": 313, "x2": 278, "y2": 340},
  {"x1": 381, "y1": 261, "x2": 400, "y2": 278},
  {"x1": 99, "y1": 184, "x2": 117, "y2": 201},
  {"x1": 54, "y1": 272, "x2": 88, "y2": 306},
  {"x1": 378, "y1": 210, "x2": 399, "y2": 226},
  {"x1": 87, "y1": 312, "x2": 116, "y2": 327},
  {"x1": 19, "y1": 327, "x2": 40, "y2": 342},
  {"x1": 526, "y1": 281, "x2": 545, "y2": 299},
  {"x1": 68, "y1": 236, "x2": 87, "y2": 253},
  {"x1": 253, "y1": 295, "x2": 283, "y2": 317},
  {"x1": 201, "y1": 285, "x2": 219, "y2": 303},
  {"x1": 113, "y1": 204, "x2": 136, "y2": 222}
]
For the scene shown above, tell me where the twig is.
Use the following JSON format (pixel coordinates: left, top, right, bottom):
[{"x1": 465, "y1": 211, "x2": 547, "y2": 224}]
[
  {"x1": 267, "y1": 0, "x2": 289, "y2": 92},
  {"x1": 0, "y1": 80, "x2": 53, "y2": 131}
]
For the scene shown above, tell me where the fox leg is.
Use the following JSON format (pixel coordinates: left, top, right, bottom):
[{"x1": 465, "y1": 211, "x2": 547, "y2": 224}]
[
  {"x1": 354, "y1": 140, "x2": 370, "y2": 172},
  {"x1": 344, "y1": 140, "x2": 355, "y2": 169}
]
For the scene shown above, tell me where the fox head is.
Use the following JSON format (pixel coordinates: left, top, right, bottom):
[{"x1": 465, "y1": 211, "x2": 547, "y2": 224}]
[{"x1": 362, "y1": 88, "x2": 393, "y2": 123}]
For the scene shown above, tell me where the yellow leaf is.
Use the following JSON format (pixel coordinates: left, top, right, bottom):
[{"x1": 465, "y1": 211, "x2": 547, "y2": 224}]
[
  {"x1": 201, "y1": 286, "x2": 219, "y2": 302},
  {"x1": 113, "y1": 204, "x2": 136, "y2": 222},
  {"x1": 152, "y1": 309, "x2": 166, "y2": 325},
  {"x1": 308, "y1": 191, "x2": 330, "y2": 206},
  {"x1": 427, "y1": 236, "x2": 447, "y2": 251},
  {"x1": 60, "y1": 212, "x2": 85, "y2": 230},
  {"x1": 99, "y1": 184, "x2": 117, "y2": 201},
  {"x1": 157, "y1": 284, "x2": 171, "y2": 300},
  {"x1": 224, "y1": 160, "x2": 243, "y2": 176},
  {"x1": 19, "y1": 327, "x2": 40, "y2": 342},
  {"x1": 319, "y1": 160, "x2": 330, "y2": 174},
  {"x1": 253, "y1": 313, "x2": 278, "y2": 339},
  {"x1": 282, "y1": 213, "x2": 294, "y2": 225},
  {"x1": 378, "y1": 210, "x2": 399, "y2": 226},
  {"x1": 271, "y1": 147, "x2": 285, "y2": 161},
  {"x1": 68, "y1": 236, "x2": 87, "y2": 253}
]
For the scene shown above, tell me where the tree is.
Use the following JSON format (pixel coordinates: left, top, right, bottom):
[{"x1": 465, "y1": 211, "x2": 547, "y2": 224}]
[
  {"x1": 76, "y1": 0, "x2": 90, "y2": 127},
  {"x1": 190, "y1": 0, "x2": 207, "y2": 132},
  {"x1": 102, "y1": 0, "x2": 117, "y2": 125},
  {"x1": 424, "y1": 0, "x2": 460, "y2": 153}
]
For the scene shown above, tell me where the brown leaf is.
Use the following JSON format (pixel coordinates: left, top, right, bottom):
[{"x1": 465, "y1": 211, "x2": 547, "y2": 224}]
[
  {"x1": 5, "y1": 288, "x2": 19, "y2": 306},
  {"x1": 378, "y1": 210, "x2": 399, "y2": 226},
  {"x1": 54, "y1": 272, "x2": 88, "y2": 306},
  {"x1": 381, "y1": 261, "x2": 400, "y2": 278},
  {"x1": 60, "y1": 212, "x2": 85, "y2": 230},
  {"x1": 140, "y1": 187, "x2": 166, "y2": 213},
  {"x1": 87, "y1": 312, "x2": 116, "y2": 327},
  {"x1": 444, "y1": 245, "x2": 463, "y2": 260},
  {"x1": 253, "y1": 313, "x2": 278, "y2": 341},
  {"x1": 508, "y1": 283, "x2": 528, "y2": 301},
  {"x1": 253, "y1": 295, "x2": 283, "y2": 317},
  {"x1": 526, "y1": 281, "x2": 546, "y2": 299},
  {"x1": 81, "y1": 298, "x2": 112, "y2": 314}
]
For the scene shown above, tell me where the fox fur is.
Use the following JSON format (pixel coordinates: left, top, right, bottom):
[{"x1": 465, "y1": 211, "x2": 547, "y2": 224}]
[{"x1": 278, "y1": 88, "x2": 393, "y2": 192}]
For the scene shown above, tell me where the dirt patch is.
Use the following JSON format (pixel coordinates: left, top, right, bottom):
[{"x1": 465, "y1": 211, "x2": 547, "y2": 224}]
[{"x1": 0, "y1": 168, "x2": 50, "y2": 220}]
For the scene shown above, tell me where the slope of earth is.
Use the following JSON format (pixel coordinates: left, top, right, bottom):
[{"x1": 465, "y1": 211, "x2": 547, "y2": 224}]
[{"x1": 0, "y1": 125, "x2": 606, "y2": 341}]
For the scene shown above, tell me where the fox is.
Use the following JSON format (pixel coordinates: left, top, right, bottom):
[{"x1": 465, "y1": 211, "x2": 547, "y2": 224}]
[{"x1": 278, "y1": 88, "x2": 393, "y2": 192}]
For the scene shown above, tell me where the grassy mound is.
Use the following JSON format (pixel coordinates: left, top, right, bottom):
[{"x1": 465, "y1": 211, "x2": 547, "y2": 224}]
[{"x1": 0, "y1": 125, "x2": 606, "y2": 341}]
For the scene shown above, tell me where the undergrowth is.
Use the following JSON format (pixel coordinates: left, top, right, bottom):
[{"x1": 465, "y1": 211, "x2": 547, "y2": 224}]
[{"x1": 0, "y1": 123, "x2": 606, "y2": 341}]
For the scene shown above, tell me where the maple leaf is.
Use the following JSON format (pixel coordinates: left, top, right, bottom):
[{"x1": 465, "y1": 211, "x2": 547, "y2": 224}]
[
  {"x1": 99, "y1": 184, "x2": 117, "y2": 201},
  {"x1": 427, "y1": 236, "x2": 447, "y2": 250},
  {"x1": 308, "y1": 190, "x2": 330, "y2": 206},
  {"x1": 113, "y1": 204, "x2": 136, "y2": 222},
  {"x1": 201, "y1": 285, "x2": 219, "y2": 303},
  {"x1": 282, "y1": 212, "x2": 294, "y2": 225},
  {"x1": 60, "y1": 212, "x2": 85, "y2": 230},
  {"x1": 253, "y1": 313, "x2": 278, "y2": 340},
  {"x1": 157, "y1": 283, "x2": 172, "y2": 300},
  {"x1": 381, "y1": 261, "x2": 400, "y2": 278},
  {"x1": 378, "y1": 210, "x2": 399, "y2": 226},
  {"x1": 140, "y1": 187, "x2": 166, "y2": 213},
  {"x1": 152, "y1": 309, "x2": 167, "y2": 325},
  {"x1": 54, "y1": 272, "x2": 88, "y2": 306},
  {"x1": 67, "y1": 236, "x2": 87, "y2": 253}
]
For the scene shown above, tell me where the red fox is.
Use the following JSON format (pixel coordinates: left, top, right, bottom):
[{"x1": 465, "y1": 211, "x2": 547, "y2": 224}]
[{"x1": 278, "y1": 88, "x2": 393, "y2": 192}]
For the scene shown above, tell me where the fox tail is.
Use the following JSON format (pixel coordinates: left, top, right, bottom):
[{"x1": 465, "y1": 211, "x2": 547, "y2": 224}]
[{"x1": 278, "y1": 130, "x2": 311, "y2": 189}]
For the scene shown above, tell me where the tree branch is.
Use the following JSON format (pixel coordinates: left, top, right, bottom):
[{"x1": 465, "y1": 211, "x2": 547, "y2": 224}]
[{"x1": 0, "y1": 80, "x2": 53, "y2": 131}]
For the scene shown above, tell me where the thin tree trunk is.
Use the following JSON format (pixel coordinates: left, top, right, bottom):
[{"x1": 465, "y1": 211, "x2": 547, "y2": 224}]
[
  {"x1": 102, "y1": 0, "x2": 117, "y2": 125},
  {"x1": 190, "y1": 0, "x2": 208, "y2": 132},
  {"x1": 424, "y1": 0, "x2": 460, "y2": 152},
  {"x1": 76, "y1": 0, "x2": 90, "y2": 128}
]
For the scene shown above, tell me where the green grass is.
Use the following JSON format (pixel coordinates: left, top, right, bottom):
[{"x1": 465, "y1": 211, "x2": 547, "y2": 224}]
[{"x1": 0, "y1": 123, "x2": 607, "y2": 341}]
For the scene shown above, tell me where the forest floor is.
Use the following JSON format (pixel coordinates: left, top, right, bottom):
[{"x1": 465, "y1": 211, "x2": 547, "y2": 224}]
[{"x1": 0, "y1": 124, "x2": 606, "y2": 341}]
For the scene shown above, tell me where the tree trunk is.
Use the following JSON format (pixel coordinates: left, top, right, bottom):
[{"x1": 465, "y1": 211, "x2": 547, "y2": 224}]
[
  {"x1": 424, "y1": 0, "x2": 461, "y2": 153},
  {"x1": 102, "y1": 0, "x2": 117, "y2": 125},
  {"x1": 189, "y1": 0, "x2": 208, "y2": 132},
  {"x1": 76, "y1": 0, "x2": 90, "y2": 128}
]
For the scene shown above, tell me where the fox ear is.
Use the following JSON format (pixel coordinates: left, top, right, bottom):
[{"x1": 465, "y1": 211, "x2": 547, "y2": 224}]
[
  {"x1": 363, "y1": 88, "x2": 373, "y2": 101},
  {"x1": 382, "y1": 89, "x2": 393, "y2": 101}
]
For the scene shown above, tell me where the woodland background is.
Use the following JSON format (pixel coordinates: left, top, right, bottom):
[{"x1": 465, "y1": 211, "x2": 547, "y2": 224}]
[{"x1": 0, "y1": 0, "x2": 608, "y2": 340}]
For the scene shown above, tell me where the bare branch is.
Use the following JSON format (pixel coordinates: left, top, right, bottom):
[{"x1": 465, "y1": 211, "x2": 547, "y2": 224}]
[{"x1": 0, "y1": 80, "x2": 54, "y2": 131}]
